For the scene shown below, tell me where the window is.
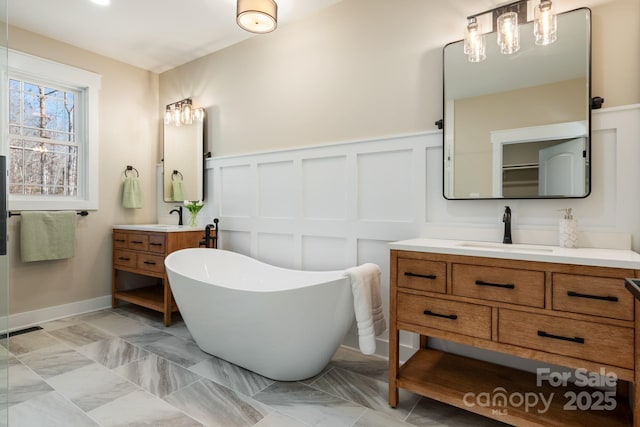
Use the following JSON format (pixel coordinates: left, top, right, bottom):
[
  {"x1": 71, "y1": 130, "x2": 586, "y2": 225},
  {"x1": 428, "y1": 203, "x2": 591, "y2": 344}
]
[{"x1": 7, "y1": 50, "x2": 101, "y2": 211}]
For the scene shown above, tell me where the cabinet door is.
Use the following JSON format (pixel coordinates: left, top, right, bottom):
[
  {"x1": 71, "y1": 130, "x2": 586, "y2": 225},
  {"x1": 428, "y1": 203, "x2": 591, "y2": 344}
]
[
  {"x1": 498, "y1": 309, "x2": 633, "y2": 369},
  {"x1": 148, "y1": 234, "x2": 166, "y2": 254},
  {"x1": 552, "y1": 273, "x2": 633, "y2": 321},
  {"x1": 452, "y1": 264, "x2": 544, "y2": 308},
  {"x1": 397, "y1": 293, "x2": 491, "y2": 340}
]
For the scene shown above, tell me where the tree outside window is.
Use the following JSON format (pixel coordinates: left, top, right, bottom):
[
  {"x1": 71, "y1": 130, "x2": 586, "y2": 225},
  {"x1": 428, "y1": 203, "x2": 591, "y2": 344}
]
[{"x1": 9, "y1": 77, "x2": 79, "y2": 197}]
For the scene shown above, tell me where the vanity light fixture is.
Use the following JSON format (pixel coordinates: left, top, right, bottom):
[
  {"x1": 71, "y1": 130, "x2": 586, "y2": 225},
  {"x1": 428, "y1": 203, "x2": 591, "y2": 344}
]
[
  {"x1": 236, "y1": 0, "x2": 278, "y2": 34},
  {"x1": 534, "y1": 0, "x2": 557, "y2": 45},
  {"x1": 464, "y1": 17, "x2": 486, "y2": 62},
  {"x1": 497, "y1": 11, "x2": 520, "y2": 54},
  {"x1": 164, "y1": 98, "x2": 204, "y2": 127},
  {"x1": 464, "y1": 0, "x2": 557, "y2": 62}
]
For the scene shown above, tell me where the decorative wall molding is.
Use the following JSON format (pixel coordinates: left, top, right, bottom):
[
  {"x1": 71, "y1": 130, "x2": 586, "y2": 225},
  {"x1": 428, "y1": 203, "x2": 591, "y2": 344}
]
[{"x1": 199, "y1": 104, "x2": 640, "y2": 359}]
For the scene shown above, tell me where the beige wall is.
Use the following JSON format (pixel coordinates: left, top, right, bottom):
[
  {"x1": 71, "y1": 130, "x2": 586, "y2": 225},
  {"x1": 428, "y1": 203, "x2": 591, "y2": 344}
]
[
  {"x1": 7, "y1": 26, "x2": 159, "y2": 314},
  {"x1": 160, "y1": 0, "x2": 639, "y2": 158}
]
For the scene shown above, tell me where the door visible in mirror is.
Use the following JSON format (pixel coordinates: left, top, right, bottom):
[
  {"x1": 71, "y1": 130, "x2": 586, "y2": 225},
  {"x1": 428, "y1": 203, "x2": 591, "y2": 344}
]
[
  {"x1": 443, "y1": 8, "x2": 591, "y2": 200},
  {"x1": 163, "y1": 117, "x2": 204, "y2": 202}
]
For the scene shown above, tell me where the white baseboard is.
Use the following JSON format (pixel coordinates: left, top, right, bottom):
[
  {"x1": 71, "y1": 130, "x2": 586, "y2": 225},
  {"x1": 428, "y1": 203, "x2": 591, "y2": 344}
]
[
  {"x1": 8, "y1": 295, "x2": 112, "y2": 332},
  {"x1": 341, "y1": 332, "x2": 417, "y2": 363}
]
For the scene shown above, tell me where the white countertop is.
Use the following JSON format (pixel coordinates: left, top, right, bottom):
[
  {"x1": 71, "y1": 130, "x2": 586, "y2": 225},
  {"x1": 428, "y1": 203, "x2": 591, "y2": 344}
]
[
  {"x1": 113, "y1": 224, "x2": 204, "y2": 232},
  {"x1": 390, "y1": 238, "x2": 640, "y2": 270}
]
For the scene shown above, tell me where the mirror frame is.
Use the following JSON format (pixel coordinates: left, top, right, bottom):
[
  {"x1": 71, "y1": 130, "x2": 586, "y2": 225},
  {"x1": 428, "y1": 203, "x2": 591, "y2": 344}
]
[
  {"x1": 442, "y1": 7, "x2": 592, "y2": 200},
  {"x1": 162, "y1": 116, "x2": 205, "y2": 203}
]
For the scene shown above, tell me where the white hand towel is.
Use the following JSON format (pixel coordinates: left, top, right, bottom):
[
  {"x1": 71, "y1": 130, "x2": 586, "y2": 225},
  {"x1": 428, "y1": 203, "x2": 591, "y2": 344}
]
[{"x1": 345, "y1": 263, "x2": 386, "y2": 355}]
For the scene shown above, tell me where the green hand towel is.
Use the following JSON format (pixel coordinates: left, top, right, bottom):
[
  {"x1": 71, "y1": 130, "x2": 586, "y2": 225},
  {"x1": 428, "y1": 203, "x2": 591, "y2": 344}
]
[
  {"x1": 20, "y1": 211, "x2": 77, "y2": 262},
  {"x1": 172, "y1": 180, "x2": 185, "y2": 202},
  {"x1": 122, "y1": 176, "x2": 142, "y2": 209}
]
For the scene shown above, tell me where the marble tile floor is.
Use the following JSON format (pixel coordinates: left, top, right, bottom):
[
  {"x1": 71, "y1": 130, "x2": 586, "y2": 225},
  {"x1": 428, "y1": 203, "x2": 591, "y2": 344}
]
[{"x1": 0, "y1": 305, "x2": 507, "y2": 427}]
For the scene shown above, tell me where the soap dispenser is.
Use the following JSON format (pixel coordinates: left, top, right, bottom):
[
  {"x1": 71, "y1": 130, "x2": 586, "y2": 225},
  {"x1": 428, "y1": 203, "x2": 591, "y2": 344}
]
[{"x1": 559, "y1": 208, "x2": 577, "y2": 248}]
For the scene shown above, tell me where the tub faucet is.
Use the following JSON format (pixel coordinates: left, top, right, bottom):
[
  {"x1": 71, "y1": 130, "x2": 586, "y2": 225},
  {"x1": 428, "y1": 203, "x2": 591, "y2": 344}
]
[
  {"x1": 199, "y1": 218, "x2": 219, "y2": 248},
  {"x1": 503, "y1": 206, "x2": 512, "y2": 244},
  {"x1": 170, "y1": 206, "x2": 183, "y2": 226}
]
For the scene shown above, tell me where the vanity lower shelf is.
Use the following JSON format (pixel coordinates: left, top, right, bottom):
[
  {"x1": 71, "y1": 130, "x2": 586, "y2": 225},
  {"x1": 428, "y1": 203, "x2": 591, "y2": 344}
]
[
  {"x1": 113, "y1": 285, "x2": 178, "y2": 313},
  {"x1": 399, "y1": 349, "x2": 632, "y2": 427}
]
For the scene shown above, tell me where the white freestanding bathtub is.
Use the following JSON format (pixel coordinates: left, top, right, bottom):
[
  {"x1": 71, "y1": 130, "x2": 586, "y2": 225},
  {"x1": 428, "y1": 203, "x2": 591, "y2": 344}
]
[{"x1": 165, "y1": 248, "x2": 354, "y2": 381}]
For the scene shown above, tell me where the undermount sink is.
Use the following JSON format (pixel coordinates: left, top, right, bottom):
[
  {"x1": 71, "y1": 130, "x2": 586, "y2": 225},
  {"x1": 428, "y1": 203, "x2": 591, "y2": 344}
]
[{"x1": 456, "y1": 241, "x2": 555, "y2": 253}]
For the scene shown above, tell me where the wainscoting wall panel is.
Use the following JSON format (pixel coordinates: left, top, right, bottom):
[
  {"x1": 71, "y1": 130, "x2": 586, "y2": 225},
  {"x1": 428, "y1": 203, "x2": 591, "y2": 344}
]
[
  {"x1": 199, "y1": 104, "x2": 640, "y2": 358},
  {"x1": 207, "y1": 133, "x2": 436, "y2": 352}
]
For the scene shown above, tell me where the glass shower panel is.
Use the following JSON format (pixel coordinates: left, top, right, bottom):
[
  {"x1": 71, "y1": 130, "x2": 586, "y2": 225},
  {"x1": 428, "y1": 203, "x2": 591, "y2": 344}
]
[{"x1": 0, "y1": 0, "x2": 8, "y2": 425}]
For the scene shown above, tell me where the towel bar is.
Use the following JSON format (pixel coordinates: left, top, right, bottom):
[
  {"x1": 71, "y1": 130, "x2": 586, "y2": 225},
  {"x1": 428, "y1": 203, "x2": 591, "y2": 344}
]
[
  {"x1": 124, "y1": 165, "x2": 139, "y2": 177},
  {"x1": 9, "y1": 211, "x2": 89, "y2": 217}
]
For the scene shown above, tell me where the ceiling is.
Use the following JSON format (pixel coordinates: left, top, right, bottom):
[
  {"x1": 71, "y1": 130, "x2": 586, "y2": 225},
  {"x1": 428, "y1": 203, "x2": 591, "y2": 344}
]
[
  {"x1": 7, "y1": 0, "x2": 615, "y2": 75},
  {"x1": 7, "y1": 0, "x2": 344, "y2": 73}
]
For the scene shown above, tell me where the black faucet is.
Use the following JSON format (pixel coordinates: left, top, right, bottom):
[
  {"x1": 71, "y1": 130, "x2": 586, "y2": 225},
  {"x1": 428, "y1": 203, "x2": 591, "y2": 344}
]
[
  {"x1": 169, "y1": 206, "x2": 183, "y2": 226},
  {"x1": 503, "y1": 206, "x2": 512, "y2": 244},
  {"x1": 199, "y1": 218, "x2": 219, "y2": 248}
]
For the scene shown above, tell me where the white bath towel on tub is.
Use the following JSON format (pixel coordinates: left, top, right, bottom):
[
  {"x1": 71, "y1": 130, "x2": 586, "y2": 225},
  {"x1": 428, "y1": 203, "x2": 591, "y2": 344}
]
[{"x1": 345, "y1": 263, "x2": 386, "y2": 355}]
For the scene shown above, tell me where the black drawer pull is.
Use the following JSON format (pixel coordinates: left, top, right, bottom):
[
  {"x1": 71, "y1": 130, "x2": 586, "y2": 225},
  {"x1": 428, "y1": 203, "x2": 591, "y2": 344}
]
[
  {"x1": 475, "y1": 280, "x2": 515, "y2": 289},
  {"x1": 115, "y1": 239, "x2": 125, "y2": 243},
  {"x1": 423, "y1": 310, "x2": 457, "y2": 320},
  {"x1": 537, "y1": 330, "x2": 584, "y2": 344},
  {"x1": 405, "y1": 272, "x2": 437, "y2": 280},
  {"x1": 143, "y1": 261, "x2": 157, "y2": 265},
  {"x1": 131, "y1": 240, "x2": 144, "y2": 244},
  {"x1": 567, "y1": 291, "x2": 618, "y2": 302},
  {"x1": 118, "y1": 257, "x2": 130, "y2": 261},
  {"x1": 150, "y1": 243, "x2": 163, "y2": 246}
]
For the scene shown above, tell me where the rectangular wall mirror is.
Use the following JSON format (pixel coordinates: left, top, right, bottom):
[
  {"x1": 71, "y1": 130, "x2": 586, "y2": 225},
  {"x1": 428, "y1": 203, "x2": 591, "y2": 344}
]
[
  {"x1": 443, "y1": 7, "x2": 591, "y2": 200},
  {"x1": 163, "y1": 110, "x2": 205, "y2": 202}
]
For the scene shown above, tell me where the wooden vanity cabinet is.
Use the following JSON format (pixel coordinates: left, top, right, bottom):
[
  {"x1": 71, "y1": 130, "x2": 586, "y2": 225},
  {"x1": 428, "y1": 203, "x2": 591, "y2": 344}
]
[
  {"x1": 112, "y1": 228, "x2": 203, "y2": 326},
  {"x1": 389, "y1": 249, "x2": 640, "y2": 426}
]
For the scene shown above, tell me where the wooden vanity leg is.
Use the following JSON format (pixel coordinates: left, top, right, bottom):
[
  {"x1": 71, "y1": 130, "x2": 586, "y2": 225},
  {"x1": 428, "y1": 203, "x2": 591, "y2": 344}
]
[
  {"x1": 389, "y1": 327, "x2": 399, "y2": 408},
  {"x1": 389, "y1": 251, "x2": 399, "y2": 408},
  {"x1": 634, "y1": 299, "x2": 640, "y2": 426},
  {"x1": 111, "y1": 268, "x2": 119, "y2": 308},
  {"x1": 163, "y1": 275, "x2": 172, "y2": 326}
]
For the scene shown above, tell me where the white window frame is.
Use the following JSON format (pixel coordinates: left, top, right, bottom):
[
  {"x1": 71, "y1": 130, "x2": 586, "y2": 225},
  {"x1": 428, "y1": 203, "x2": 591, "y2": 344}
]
[{"x1": 7, "y1": 49, "x2": 101, "y2": 211}]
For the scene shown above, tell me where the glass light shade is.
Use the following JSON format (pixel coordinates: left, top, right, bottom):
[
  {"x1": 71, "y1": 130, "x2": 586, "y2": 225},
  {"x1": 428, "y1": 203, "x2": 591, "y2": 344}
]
[
  {"x1": 164, "y1": 107, "x2": 172, "y2": 125},
  {"x1": 181, "y1": 102, "x2": 193, "y2": 125},
  {"x1": 172, "y1": 106, "x2": 182, "y2": 127},
  {"x1": 464, "y1": 20, "x2": 486, "y2": 62},
  {"x1": 237, "y1": 0, "x2": 277, "y2": 34},
  {"x1": 534, "y1": 0, "x2": 557, "y2": 45},
  {"x1": 497, "y1": 11, "x2": 520, "y2": 54},
  {"x1": 193, "y1": 108, "x2": 205, "y2": 122}
]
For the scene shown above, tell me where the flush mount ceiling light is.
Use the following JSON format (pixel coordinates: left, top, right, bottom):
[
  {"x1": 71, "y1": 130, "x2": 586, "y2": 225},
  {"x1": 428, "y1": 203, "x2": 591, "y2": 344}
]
[
  {"x1": 237, "y1": 0, "x2": 278, "y2": 34},
  {"x1": 90, "y1": 0, "x2": 110, "y2": 6},
  {"x1": 463, "y1": 0, "x2": 557, "y2": 62}
]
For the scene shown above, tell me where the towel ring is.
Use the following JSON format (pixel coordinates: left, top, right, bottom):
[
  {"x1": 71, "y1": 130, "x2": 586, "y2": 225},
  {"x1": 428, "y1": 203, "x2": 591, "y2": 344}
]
[
  {"x1": 124, "y1": 165, "x2": 139, "y2": 178},
  {"x1": 172, "y1": 170, "x2": 184, "y2": 181}
]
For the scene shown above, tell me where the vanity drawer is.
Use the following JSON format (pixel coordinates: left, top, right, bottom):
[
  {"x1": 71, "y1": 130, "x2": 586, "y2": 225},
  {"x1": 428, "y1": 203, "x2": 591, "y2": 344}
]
[
  {"x1": 136, "y1": 254, "x2": 165, "y2": 274},
  {"x1": 113, "y1": 232, "x2": 127, "y2": 248},
  {"x1": 397, "y1": 293, "x2": 491, "y2": 340},
  {"x1": 397, "y1": 258, "x2": 446, "y2": 293},
  {"x1": 148, "y1": 234, "x2": 166, "y2": 254},
  {"x1": 113, "y1": 250, "x2": 136, "y2": 268},
  {"x1": 452, "y1": 264, "x2": 545, "y2": 308},
  {"x1": 498, "y1": 309, "x2": 634, "y2": 369},
  {"x1": 126, "y1": 234, "x2": 149, "y2": 251},
  {"x1": 552, "y1": 273, "x2": 634, "y2": 321}
]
